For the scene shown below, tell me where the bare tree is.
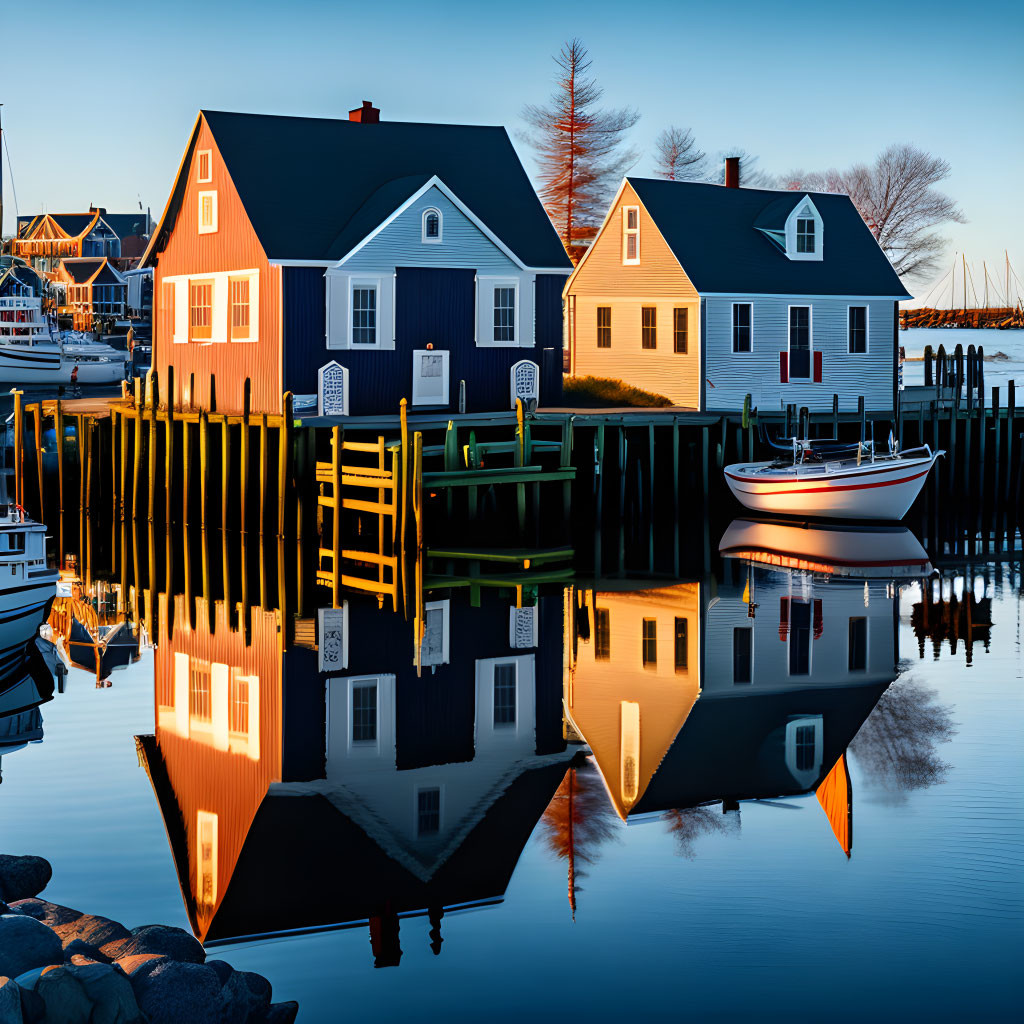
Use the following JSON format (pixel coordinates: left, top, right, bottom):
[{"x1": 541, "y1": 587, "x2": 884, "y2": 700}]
[
  {"x1": 522, "y1": 38, "x2": 640, "y2": 263},
  {"x1": 849, "y1": 675, "x2": 956, "y2": 800},
  {"x1": 663, "y1": 804, "x2": 739, "y2": 859},
  {"x1": 653, "y1": 126, "x2": 706, "y2": 181},
  {"x1": 784, "y1": 144, "x2": 965, "y2": 279}
]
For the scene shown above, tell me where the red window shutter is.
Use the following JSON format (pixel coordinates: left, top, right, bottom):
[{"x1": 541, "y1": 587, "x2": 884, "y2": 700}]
[
  {"x1": 814, "y1": 350, "x2": 823, "y2": 383},
  {"x1": 780, "y1": 352, "x2": 789, "y2": 383},
  {"x1": 779, "y1": 597, "x2": 790, "y2": 641},
  {"x1": 813, "y1": 599, "x2": 823, "y2": 639}
]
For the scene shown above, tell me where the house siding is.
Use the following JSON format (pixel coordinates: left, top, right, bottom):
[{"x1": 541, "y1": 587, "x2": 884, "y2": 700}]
[
  {"x1": 154, "y1": 115, "x2": 282, "y2": 414},
  {"x1": 566, "y1": 182, "x2": 701, "y2": 409},
  {"x1": 341, "y1": 187, "x2": 523, "y2": 274},
  {"x1": 704, "y1": 295, "x2": 894, "y2": 413},
  {"x1": 284, "y1": 267, "x2": 564, "y2": 414}
]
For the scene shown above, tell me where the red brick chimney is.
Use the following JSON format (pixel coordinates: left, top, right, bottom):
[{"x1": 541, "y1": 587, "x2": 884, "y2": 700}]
[
  {"x1": 724, "y1": 157, "x2": 740, "y2": 189},
  {"x1": 349, "y1": 100, "x2": 380, "y2": 124}
]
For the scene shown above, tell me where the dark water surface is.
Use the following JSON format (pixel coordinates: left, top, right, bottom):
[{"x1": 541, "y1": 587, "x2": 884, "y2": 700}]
[{"x1": 2, "y1": 521, "x2": 1021, "y2": 1022}]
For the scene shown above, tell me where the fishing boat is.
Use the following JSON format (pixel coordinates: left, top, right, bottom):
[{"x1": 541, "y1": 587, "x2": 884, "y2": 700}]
[
  {"x1": 0, "y1": 293, "x2": 128, "y2": 385},
  {"x1": 719, "y1": 518, "x2": 933, "y2": 578},
  {"x1": 724, "y1": 440, "x2": 943, "y2": 521}
]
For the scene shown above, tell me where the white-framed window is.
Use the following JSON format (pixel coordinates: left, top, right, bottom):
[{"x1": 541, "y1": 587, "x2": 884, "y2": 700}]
[
  {"x1": 785, "y1": 197, "x2": 823, "y2": 261},
  {"x1": 493, "y1": 284, "x2": 516, "y2": 342},
  {"x1": 785, "y1": 715, "x2": 823, "y2": 787},
  {"x1": 415, "y1": 786, "x2": 443, "y2": 837},
  {"x1": 492, "y1": 661, "x2": 518, "y2": 727},
  {"x1": 477, "y1": 275, "x2": 531, "y2": 348},
  {"x1": 165, "y1": 269, "x2": 258, "y2": 345},
  {"x1": 411, "y1": 349, "x2": 450, "y2": 406},
  {"x1": 350, "y1": 678, "x2": 379, "y2": 747},
  {"x1": 421, "y1": 599, "x2": 450, "y2": 667},
  {"x1": 229, "y1": 276, "x2": 252, "y2": 341},
  {"x1": 351, "y1": 282, "x2": 378, "y2": 346},
  {"x1": 196, "y1": 150, "x2": 213, "y2": 184},
  {"x1": 197, "y1": 190, "x2": 218, "y2": 234},
  {"x1": 622, "y1": 206, "x2": 640, "y2": 264},
  {"x1": 620, "y1": 700, "x2": 640, "y2": 805},
  {"x1": 421, "y1": 207, "x2": 442, "y2": 244},
  {"x1": 788, "y1": 305, "x2": 812, "y2": 380},
  {"x1": 732, "y1": 302, "x2": 752, "y2": 353},
  {"x1": 848, "y1": 305, "x2": 868, "y2": 354},
  {"x1": 196, "y1": 810, "x2": 218, "y2": 908}
]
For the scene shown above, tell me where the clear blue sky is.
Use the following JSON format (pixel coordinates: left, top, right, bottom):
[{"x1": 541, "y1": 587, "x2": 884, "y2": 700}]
[{"x1": 2, "y1": 0, "x2": 1021, "y2": 298}]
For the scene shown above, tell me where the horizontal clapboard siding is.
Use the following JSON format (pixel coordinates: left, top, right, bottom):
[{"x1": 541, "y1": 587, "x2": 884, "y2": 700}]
[
  {"x1": 341, "y1": 186, "x2": 521, "y2": 274},
  {"x1": 704, "y1": 295, "x2": 894, "y2": 412}
]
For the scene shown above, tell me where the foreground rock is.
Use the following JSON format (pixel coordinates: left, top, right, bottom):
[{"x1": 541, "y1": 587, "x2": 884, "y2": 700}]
[
  {"x1": 2, "y1": 855, "x2": 298, "y2": 1022},
  {"x1": 0, "y1": 916, "x2": 63, "y2": 979},
  {"x1": 0, "y1": 859, "x2": 51, "y2": 904}
]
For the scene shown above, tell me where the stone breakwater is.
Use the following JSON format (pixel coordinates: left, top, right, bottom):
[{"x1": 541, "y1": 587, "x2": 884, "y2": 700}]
[{"x1": 0, "y1": 855, "x2": 297, "y2": 1024}]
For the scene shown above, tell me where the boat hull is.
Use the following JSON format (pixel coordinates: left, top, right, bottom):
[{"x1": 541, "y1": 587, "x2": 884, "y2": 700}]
[
  {"x1": 0, "y1": 346, "x2": 128, "y2": 384},
  {"x1": 724, "y1": 453, "x2": 941, "y2": 521}
]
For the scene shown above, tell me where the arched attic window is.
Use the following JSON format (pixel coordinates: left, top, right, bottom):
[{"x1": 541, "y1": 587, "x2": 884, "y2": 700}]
[
  {"x1": 785, "y1": 196, "x2": 823, "y2": 261},
  {"x1": 422, "y1": 208, "x2": 442, "y2": 244}
]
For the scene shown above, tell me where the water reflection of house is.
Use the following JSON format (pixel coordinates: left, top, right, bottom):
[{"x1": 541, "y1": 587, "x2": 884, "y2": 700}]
[
  {"x1": 139, "y1": 591, "x2": 570, "y2": 958},
  {"x1": 564, "y1": 584, "x2": 702, "y2": 819},
  {"x1": 911, "y1": 582, "x2": 992, "y2": 664},
  {"x1": 565, "y1": 565, "x2": 898, "y2": 856}
]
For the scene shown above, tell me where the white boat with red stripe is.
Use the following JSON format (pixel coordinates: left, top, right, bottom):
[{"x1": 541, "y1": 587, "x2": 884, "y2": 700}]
[{"x1": 724, "y1": 441, "x2": 943, "y2": 521}]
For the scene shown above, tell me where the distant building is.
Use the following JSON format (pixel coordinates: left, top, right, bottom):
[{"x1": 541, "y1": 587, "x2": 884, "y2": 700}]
[
  {"x1": 12, "y1": 208, "x2": 153, "y2": 275},
  {"x1": 563, "y1": 164, "x2": 910, "y2": 412},
  {"x1": 141, "y1": 104, "x2": 572, "y2": 415},
  {"x1": 55, "y1": 256, "x2": 127, "y2": 330}
]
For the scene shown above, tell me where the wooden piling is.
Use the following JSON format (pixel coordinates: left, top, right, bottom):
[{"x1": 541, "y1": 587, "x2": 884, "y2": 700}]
[
  {"x1": 147, "y1": 371, "x2": 158, "y2": 523},
  {"x1": 259, "y1": 413, "x2": 268, "y2": 535},
  {"x1": 278, "y1": 392, "x2": 293, "y2": 538},
  {"x1": 240, "y1": 379, "x2": 251, "y2": 534},
  {"x1": 199, "y1": 410, "x2": 209, "y2": 528},
  {"x1": 331, "y1": 425, "x2": 342, "y2": 608},
  {"x1": 31, "y1": 404, "x2": 44, "y2": 521},
  {"x1": 165, "y1": 366, "x2": 175, "y2": 524},
  {"x1": 399, "y1": 398, "x2": 409, "y2": 615},
  {"x1": 55, "y1": 399, "x2": 65, "y2": 562}
]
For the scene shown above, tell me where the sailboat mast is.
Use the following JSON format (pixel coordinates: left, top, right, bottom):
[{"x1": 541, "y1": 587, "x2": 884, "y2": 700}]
[
  {"x1": 0, "y1": 104, "x2": 5, "y2": 247},
  {"x1": 962, "y1": 254, "x2": 967, "y2": 311}
]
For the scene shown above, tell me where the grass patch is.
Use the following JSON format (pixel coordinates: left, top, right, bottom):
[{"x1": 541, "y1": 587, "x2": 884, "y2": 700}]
[{"x1": 562, "y1": 375, "x2": 673, "y2": 408}]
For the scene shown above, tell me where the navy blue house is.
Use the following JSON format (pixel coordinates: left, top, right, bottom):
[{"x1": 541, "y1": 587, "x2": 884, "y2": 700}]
[{"x1": 146, "y1": 103, "x2": 572, "y2": 416}]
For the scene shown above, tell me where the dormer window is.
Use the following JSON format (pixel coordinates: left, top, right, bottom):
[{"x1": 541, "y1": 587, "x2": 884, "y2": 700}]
[
  {"x1": 784, "y1": 196, "x2": 823, "y2": 261},
  {"x1": 422, "y1": 208, "x2": 442, "y2": 243},
  {"x1": 622, "y1": 206, "x2": 640, "y2": 264},
  {"x1": 796, "y1": 217, "x2": 816, "y2": 253}
]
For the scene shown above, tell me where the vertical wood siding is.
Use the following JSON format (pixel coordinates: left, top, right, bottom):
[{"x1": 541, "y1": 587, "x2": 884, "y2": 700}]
[
  {"x1": 704, "y1": 295, "x2": 894, "y2": 412},
  {"x1": 566, "y1": 182, "x2": 701, "y2": 408},
  {"x1": 153, "y1": 116, "x2": 281, "y2": 414},
  {"x1": 283, "y1": 267, "x2": 564, "y2": 413}
]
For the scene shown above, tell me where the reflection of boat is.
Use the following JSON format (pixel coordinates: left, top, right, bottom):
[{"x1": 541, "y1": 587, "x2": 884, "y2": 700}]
[
  {"x1": 0, "y1": 636, "x2": 57, "y2": 717},
  {"x1": 719, "y1": 518, "x2": 932, "y2": 578},
  {"x1": 724, "y1": 442, "x2": 943, "y2": 520},
  {"x1": 0, "y1": 504, "x2": 59, "y2": 675},
  {"x1": 47, "y1": 578, "x2": 139, "y2": 680}
]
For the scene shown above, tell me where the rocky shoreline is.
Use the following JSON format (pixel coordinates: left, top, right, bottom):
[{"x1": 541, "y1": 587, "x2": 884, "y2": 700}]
[{"x1": 1, "y1": 855, "x2": 296, "y2": 1023}]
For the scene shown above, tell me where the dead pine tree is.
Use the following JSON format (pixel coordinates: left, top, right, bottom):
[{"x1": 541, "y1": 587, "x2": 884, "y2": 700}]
[
  {"x1": 522, "y1": 38, "x2": 639, "y2": 263},
  {"x1": 652, "y1": 126, "x2": 706, "y2": 181}
]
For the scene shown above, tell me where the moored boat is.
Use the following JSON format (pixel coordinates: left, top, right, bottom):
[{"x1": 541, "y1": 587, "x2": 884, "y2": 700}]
[{"x1": 724, "y1": 441, "x2": 943, "y2": 521}]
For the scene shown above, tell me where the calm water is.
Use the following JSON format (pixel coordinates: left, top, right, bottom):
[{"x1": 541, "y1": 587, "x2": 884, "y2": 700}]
[
  {"x1": 902, "y1": 326, "x2": 1024, "y2": 390},
  {"x1": 2, "y1": 521, "x2": 1022, "y2": 1022}
]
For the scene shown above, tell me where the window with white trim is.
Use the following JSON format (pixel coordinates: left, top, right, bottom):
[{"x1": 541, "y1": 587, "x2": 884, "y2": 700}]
[
  {"x1": 622, "y1": 206, "x2": 640, "y2": 264},
  {"x1": 789, "y1": 306, "x2": 812, "y2": 380},
  {"x1": 848, "y1": 306, "x2": 868, "y2": 354},
  {"x1": 196, "y1": 150, "x2": 212, "y2": 184},
  {"x1": 493, "y1": 662, "x2": 517, "y2": 727},
  {"x1": 417, "y1": 788, "x2": 441, "y2": 836},
  {"x1": 351, "y1": 681, "x2": 378, "y2": 744},
  {"x1": 494, "y1": 285, "x2": 516, "y2": 343},
  {"x1": 351, "y1": 285, "x2": 377, "y2": 346},
  {"x1": 189, "y1": 279, "x2": 213, "y2": 342},
  {"x1": 229, "y1": 276, "x2": 251, "y2": 340},
  {"x1": 198, "y1": 191, "x2": 217, "y2": 234},
  {"x1": 732, "y1": 303, "x2": 752, "y2": 353},
  {"x1": 422, "y1": 208, "x2": 442, "y2": 243},
  {"x1": 796, "y1": 217, "x2": 816, "y2": 253}
]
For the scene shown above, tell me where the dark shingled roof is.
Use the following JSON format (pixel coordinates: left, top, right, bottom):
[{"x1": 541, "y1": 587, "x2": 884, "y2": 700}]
[
  {"x1": 61, "y1": 257, "x2": 106, "y2": 283},
  {"x1": 100, "y1": 213, "x2": 154, "y2": 240},
  {"x1": 627, "y1": 177, "x2": 910, "y2": 298},
  {"x1": 194, "y1": 110, "x2": 570, "y2": 268}
]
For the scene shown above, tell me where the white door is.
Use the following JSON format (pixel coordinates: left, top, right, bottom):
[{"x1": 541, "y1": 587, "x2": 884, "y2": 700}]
[{"x1": 412, "y1": 349, "x2": 449, "y2": 406}]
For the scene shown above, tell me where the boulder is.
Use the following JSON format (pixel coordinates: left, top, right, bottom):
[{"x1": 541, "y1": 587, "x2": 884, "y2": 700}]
[
  {"x1": 21, "y1": 966, "x2": 93, "y2": 1023},
  {"x1": 260, "y1": 1001, "x2": 299, "y2": 1024},
  {"x1": 205, "y1": 959, "x2": 234, "y2": 986},
  {"x1": 103, "y1": 924, "x2": 205, "y2": 965},
  {"x1": 0, "y1": 860, "x2": 50, "y2": 905},
  {"x1": 218, "y1": 968, "x2": 271, "y2": 1024},
  {"x1": 0, "y1": 975, "x2": 23, "y2": 1024},
  {"x1": 240, "y1": 970, "x2": 272, "y2": 1006},
  {"x1": 129, "y1": 959, "x2": 222, "y2": 1024},
  {"x1": 63, "y1": 939, "x2": 111, "y2": 965},
  {"x1": 113, "y1": 953, "x2": 164, "y2": 978},
  {"x1": 7, "y1": 900, "x2": 130, "y2": 952},
  {"x1": 65, "y1": 963, "x2": 144, "y2": 1024},
  {"x1": 0, "y1": 916, "x2": 62, "y2": 979}
]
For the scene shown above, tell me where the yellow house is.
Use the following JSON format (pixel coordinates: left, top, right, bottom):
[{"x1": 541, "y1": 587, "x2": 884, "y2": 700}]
[
  {"x1": 564, "y1": 170, "x2": 909, "y2": 412},
  {"x1": 564, "y1": 584, "x2": 701, "y2": 819}
]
